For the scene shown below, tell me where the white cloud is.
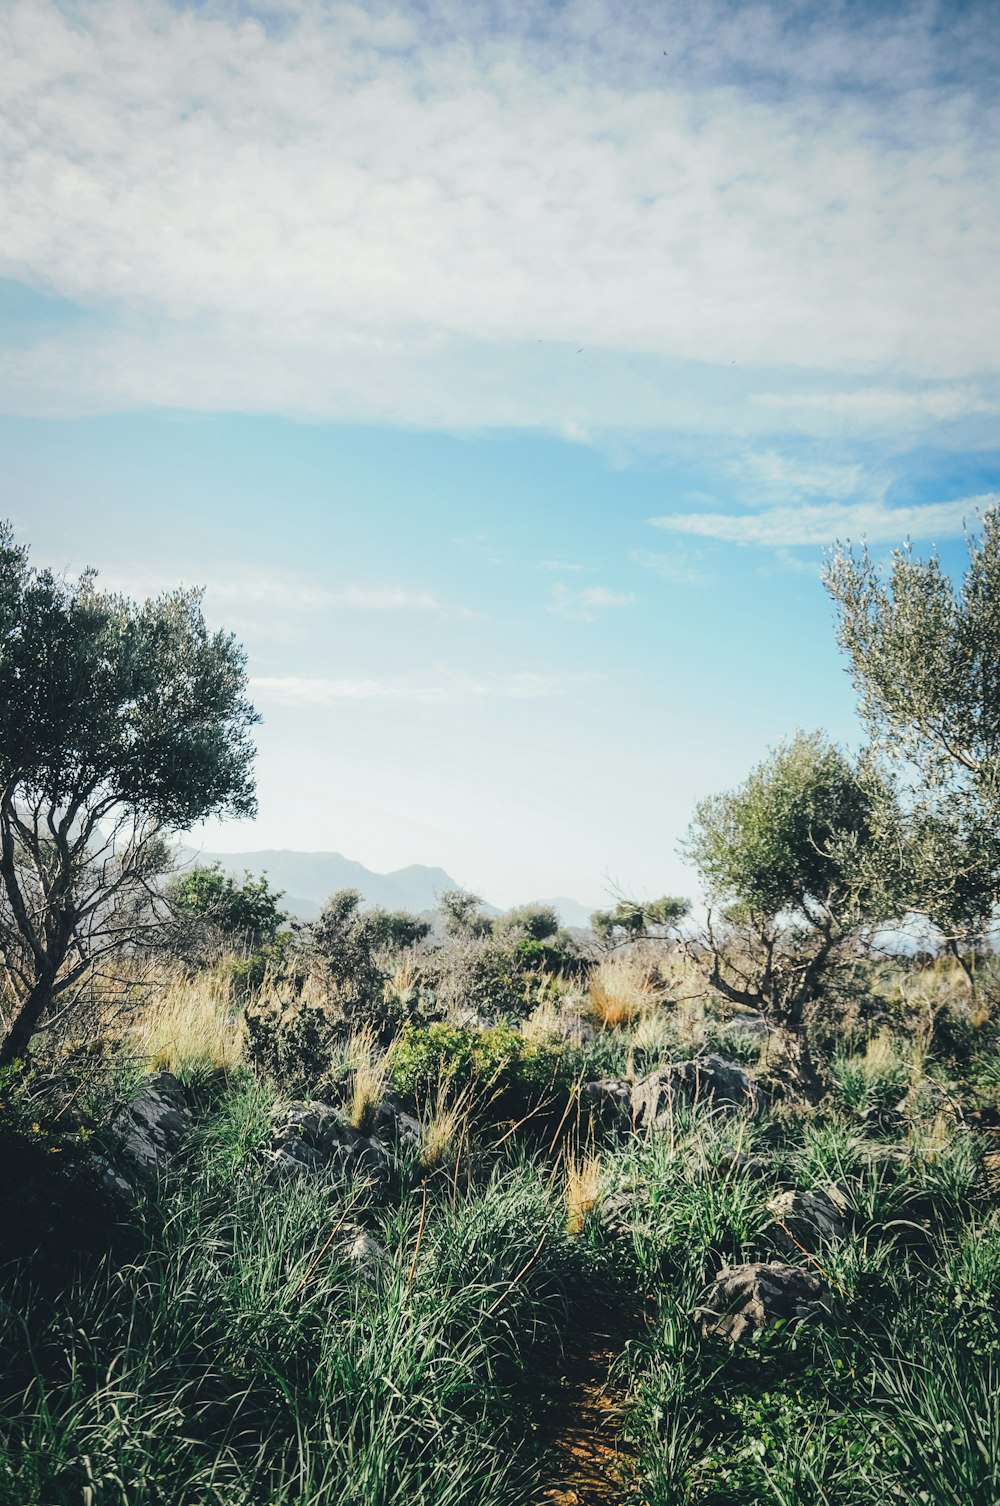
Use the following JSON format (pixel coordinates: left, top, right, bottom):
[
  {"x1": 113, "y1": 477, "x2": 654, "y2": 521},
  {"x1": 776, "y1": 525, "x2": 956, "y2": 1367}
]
[
  {"x1": 251, "y1": 671, "x2": 589, "y2": 705},
  {"x1": 732, "y1": 452, "x2": 872, "y2": 503},
  {"x1": 629, "y1": 547, "x2": 715, "y2": 588},
  {"x1": 0, "y1": 1, "x2": 998, "y2": 432},
  {"x1": 651, "y1": 495, "x2": 998, "y2": 548},
  {"x1": 547, "y1": 583, "x2": 636, "y2": 621},
  {"x1": 753, "y1": 387, "x2": 1000, "y2": 423},
  {"x1": 537, "y1": 560, "x2": 585, "y2": 573},
  {"x1": 329, "y1": 586, "x2": 473, "y2": 616}
]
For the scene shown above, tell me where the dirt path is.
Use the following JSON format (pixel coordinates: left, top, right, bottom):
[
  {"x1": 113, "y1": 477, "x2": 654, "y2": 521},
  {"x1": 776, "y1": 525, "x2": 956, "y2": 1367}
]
[{"x1": 540, "y1": 1315, "x2": 643, "y2": 1506}]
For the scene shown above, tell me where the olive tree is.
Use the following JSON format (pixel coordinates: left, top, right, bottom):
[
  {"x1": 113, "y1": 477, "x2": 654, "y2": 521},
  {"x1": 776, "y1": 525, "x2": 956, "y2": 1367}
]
[
  {"x1": 685, "y1": 730, "x2": 899, "y2": 1092},
  {"x1": 590, "y1": 896, "x2": 691, "y2": 949},
  {"x1": 0, "y1": 526, "x2": 258, "y2": 1065},
  {"x1": 825, "y1": 507, "x2": 1000, "y2": 974},
  {"x1": 166, "y1": 863, "x2": 288, "y2": 959}
]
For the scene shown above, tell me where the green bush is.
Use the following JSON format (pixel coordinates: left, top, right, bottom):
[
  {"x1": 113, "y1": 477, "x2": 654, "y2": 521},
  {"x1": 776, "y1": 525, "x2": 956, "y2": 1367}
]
[{"x1": 390, "y1": 1022, "x2": 565, "y2": 1114}]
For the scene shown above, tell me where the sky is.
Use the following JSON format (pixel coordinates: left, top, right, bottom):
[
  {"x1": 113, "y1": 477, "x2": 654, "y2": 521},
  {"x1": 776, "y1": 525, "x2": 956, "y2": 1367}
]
[{"x1": 3, "y1": 0, "x2": 1000, "y2": 909}]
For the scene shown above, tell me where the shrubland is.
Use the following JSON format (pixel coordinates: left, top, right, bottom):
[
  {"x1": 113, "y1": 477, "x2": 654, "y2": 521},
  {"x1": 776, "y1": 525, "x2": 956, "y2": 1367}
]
[{"x1": 7, "y1": 515, "x2": 1000, "y2": 1503}]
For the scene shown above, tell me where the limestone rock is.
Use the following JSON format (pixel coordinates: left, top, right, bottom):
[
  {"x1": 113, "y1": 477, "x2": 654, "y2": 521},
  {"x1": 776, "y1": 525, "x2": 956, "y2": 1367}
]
[
  {"x1": 767, "y1": 1187, "x2": 847, "y2": 1251},
  {"x1": 111, "y1": 1072, "x2": 192, "y2": 1178},
  {"x1": 580, "y1": 1078, "x2": 633, "y2": 1125},
  {"x1": 370, "y1": 1094, "x2": 422, "y2": 1153},
  {"x1": 269, "y1": 1101, "x2": 392, "y2": 1186},
  {"x1": 631, "y1": 1056, "x2": 766, "y2": 1130},
  {"x1": 718, "y1": 1147, "x2": 773, "y2": 1179},
  {"x1": 696, "y1": 1261, "x2": 833, "y2": 1343},
  {"x1": 341, "y1": 1227, "x2": 390, "y2": 1283}
]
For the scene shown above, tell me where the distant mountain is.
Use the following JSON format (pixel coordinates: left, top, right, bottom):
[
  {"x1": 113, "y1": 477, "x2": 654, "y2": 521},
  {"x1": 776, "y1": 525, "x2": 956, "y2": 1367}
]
[
  {"x1": 174, "y1": 848, "x2": 596, "y2": 929},
  {"x1": 175, "y1": 848, "x2": 462, "y2": 922},
  {"x1": 531, "y1": 896, "x2": 599, "y2": 930}
]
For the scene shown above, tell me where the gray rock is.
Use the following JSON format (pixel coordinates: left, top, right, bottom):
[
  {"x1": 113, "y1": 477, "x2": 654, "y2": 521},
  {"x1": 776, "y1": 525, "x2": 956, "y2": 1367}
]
[
  {"x1": 341, "y1": 1228, "x2": 390, "y2": 1283},
  {"x1": 722, "y1": 1013, "x2": 770, "y2": 1038},
  {"x1": 632, "y1": 1056, "x2": 766, "y2": 1130},
  {"x1": 598, "y1": 1184, "x2": 652, "y2": 1239},
  {"x1": 111, "y1": 1072, "x2": 192, "y2": 1177},
  {"x1": 370, "y1": 1094, "x2": 423, "y2": 1153},
  {"x1": 767, "y1": 1187, "x2": 848, "y2": 1250},
  {"x1": 718, "y1": 1147, "x2": 772, "y2": 1179},
  {"x1": 269, "y1": 1101, "x2": 392, "y2": 1186},
  {"x1": 90, "y1": 1153, "x2": 137, "y2": 1206},
  {"x1": 696, "y1": 1261, "x2": 833, "y2": 1343},
  {"x1": 580, "y1": 1078, "x2": 633, "y2": 1125}
]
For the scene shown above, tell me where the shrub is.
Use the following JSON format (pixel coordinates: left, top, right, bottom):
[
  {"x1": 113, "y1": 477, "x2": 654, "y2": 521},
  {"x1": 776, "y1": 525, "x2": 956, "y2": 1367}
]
[{"x1": 390, "y1": 1022, "x2": 565, "y2": 1118}]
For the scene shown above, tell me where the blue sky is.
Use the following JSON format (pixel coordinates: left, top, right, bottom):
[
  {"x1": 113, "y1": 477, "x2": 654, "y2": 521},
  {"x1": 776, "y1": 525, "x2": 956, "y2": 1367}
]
[{"x1": 3, "y1": 0, "x2": 999, "y2": 907}]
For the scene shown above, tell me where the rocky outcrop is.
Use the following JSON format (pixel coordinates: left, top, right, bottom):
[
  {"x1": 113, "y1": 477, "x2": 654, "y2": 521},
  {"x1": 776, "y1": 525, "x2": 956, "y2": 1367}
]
[
  {"x1": 717, "y1": 1147, "x2": 773, "y2": 1179},
  {"x1": 583, "y1": 1056, "x2": 765, "y2": 1137},
  {"x1": 767, "y1": 1187, "x2": 847, "y2": 1251},
  {"x1": 580, "y1": 1078, "x2": 633, "y2": 1125},
  {"x1": 111, "y1": 1072, "x2": 193, "y2": 1179},
  {"x1": 269, "y1": 1101, "x2": 392, "y2": 1186},
  {"x1": 632, "y1": 1057, "x2": 767, "y2": 1128},
  {"x1": 696, "y1": 1261, "x2": 833, "y2": 1343},
  {"x1": 368, "y1": 1094, "x2": 423, "y2": 1154}
]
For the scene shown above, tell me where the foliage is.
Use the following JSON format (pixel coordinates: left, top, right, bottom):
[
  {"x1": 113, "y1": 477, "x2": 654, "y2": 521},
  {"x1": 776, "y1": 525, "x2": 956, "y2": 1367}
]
[
  {"x1": 429, "y1": 928, "x2": 533, "y2": 1023},
  {"x1": 167, "y1": 863, "x2": 288, "y2": 952},
  {"x1": 389, "y1": 1020, "x2": 565, "y2": 1109},
  {"x1": 438, "y1": 888, "x2": 494, "y2": 939},
  {"x1": 590, "y1": 896, "x2": 691, "y2": 948},
  {"x1": 308, "y1": 887, "x2": 429, "y2": 1040},
  {"x1": 684, "y1": 731, "x2": 901, "y2": 1091},
  {"x1": 826, "y1": 508, "x2": 1000, "y2": 960},
  {"x1": 0, "y1": 524, "x2": 258, "y2": 1065}
]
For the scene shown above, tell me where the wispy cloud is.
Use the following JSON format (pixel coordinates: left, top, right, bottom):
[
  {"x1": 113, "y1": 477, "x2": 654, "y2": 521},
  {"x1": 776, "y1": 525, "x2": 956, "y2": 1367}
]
[
  {"x1": 753, "y1": 387, "x2": 1000, "y2": 423},
  {"x1": 69, "y1": 564, "x2": 466, "y2": 616},
  {"x1": 731, "y1": 452, "x2": 872, "y2": 503},
  {"x1": 630, "y1": 547, "x2": 716, "y2": 588},
  {"x1": 537, "y1": 559, "x2": 585, "y2": 573},
  {"x1": 251, "y1": 671, "x2": 592, "y2": 705},
  {"x1": 651, "y1": 496, "x2": 997, "y2": 548},
  {"x1": 330, "y1": 586, "x2": 473, "y2": 616},
  {"x1": 547, "y1": 584, "x2": 636, "y2": 622},
  {"x1": 1, "y1": 1, "x2": 998, "y2": 436}
]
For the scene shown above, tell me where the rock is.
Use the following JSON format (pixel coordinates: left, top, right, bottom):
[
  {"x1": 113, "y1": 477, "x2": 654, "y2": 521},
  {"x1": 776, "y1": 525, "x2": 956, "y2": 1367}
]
[
  {"x1": 341, "y1": 1227, "x2": 391, "y2": 1283},
  {"x1": 718, "y1": 1147, "x2": 772, "y2": 1179},
  {"x1": 269, "y1": 1101, "x2": 392, "y2": 1186},
  {"x1": 370, "y1": 1094, "x2": 422, "y2": 1153},
  {"x1": 580, "y1": 1078, "x2": 633, "y2": 1126},
  {"x1": 720, "y1": 1012, "x2": 771, "y2": 1039},
  {"x1": 767, "y1": 1187, "x2": 847, "y2": 1250},
  {"x1": 696, "y1": 1261, "x2": 833, "y2": 1343},
  {"x1": 598, "y1": 1185, "x2": 652, "y2": 1239},
  {"x1": 90, "y1": 1153, "x2": 137, "y2": 1206},
  {"x1": 111, "y1": 1072, "x2": 192, "y2": 1178},
  {"x1": 631, "y1": 1056, "x2": 766, "y2": 1130}
]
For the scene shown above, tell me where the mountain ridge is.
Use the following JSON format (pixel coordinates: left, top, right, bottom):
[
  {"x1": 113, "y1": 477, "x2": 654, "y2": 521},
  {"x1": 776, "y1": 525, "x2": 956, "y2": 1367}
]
[{"x1": 175, "y1": 846, "x2": 595, "y2": 927}]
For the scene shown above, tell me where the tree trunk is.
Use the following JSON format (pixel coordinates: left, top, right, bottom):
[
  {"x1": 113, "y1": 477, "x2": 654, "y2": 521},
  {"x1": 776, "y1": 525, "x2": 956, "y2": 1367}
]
[
  {"x1": 783, "y1": 1026, "x2": 826, "y2": 1104},
  {"x1": 0, "y1": 976, "x2": 55, "y2": 1067}
]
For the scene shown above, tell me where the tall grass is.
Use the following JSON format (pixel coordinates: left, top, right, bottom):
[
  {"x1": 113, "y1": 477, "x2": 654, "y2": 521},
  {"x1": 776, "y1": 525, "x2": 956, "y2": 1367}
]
[{"x1": 124, "y1": 965, "x2": 246, "y2": 1074}]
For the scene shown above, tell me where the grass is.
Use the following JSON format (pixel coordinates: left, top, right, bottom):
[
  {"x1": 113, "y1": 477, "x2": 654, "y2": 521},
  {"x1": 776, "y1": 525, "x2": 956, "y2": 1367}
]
[
  {"x1": 120, "y1": 965, "x2": 246, "y2": 1075},
  {"x1": 9, "y1": 949, "x2": 1000, "y2": 1505}
]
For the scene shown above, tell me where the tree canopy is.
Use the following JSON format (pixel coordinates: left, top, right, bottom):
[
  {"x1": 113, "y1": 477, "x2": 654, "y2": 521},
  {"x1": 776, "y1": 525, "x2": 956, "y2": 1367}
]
[
  {"x1": 166, "y1": 864, "x2": 287, "y2": 953},
  {"x1": 0, "y1": 525, "x2": 259, "y2": 1063},
  {"x1": 825, "y1": 508, "x2": 1000, "y2": 963}
]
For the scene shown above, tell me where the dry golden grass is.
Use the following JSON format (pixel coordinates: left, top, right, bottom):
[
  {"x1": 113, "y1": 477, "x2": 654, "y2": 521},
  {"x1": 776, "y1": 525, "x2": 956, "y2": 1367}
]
[
  {"x1": 420, "y1": 1080, "x2": 473, "y2": 1171},
  {"x1": 126, "y1": 965, "x2": 246, "y2": 1073},
  {"x1": 563, "y1": 1147, "x2": 602, "y2": 1235},
  {"x1": 345, "y1": 1025, "x2": 392, "y2": 1132},
  {"x1": 588, "y1": 953, "x2": 660, "y2": 1030}
]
